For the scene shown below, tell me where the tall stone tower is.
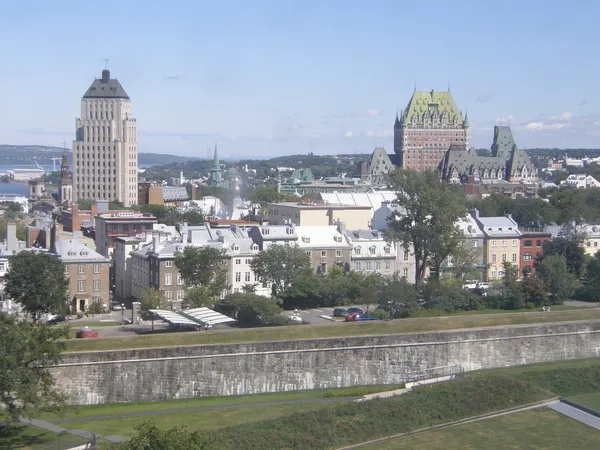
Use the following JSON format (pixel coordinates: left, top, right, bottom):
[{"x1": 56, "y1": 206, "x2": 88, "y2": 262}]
[
  {"x1": 59, "y1": 152, "x2": 73, "y2": 207},
  {"x1": 394, "y1": 89, "x2": 469, "y2": 172},
  {"x1": 209, "y1": 143, "x2": 224, "y2": 188},
  {"x1": 73, "y1": 69, "x2": 138, "y2": 206}
]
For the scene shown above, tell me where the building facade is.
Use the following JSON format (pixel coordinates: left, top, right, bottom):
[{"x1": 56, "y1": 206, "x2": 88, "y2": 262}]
[
  {"x1": 94, "y1": 212, "x2": 158, "y2": 257},
  {"x1": 341, "y1": 226, "x2": 397, "y2": 276},
  {"x1": 58, "y1": 152, "x2": 73, "y2": 208},
  {"x1": 519, "y1": 223, "x2": 552, "y2": 276},
  {"x1": 472, "y1": 211, "x2": 522, "y2": 281},
  {"x1": 73, "y1": 69, "x2": 138, "y2": 206},
  {"x1": 266, "y1": 202, "x2": 372, "y2": 229},
  {"x1": 394, "y1": 89, "x2": 469, "y2": 171}
]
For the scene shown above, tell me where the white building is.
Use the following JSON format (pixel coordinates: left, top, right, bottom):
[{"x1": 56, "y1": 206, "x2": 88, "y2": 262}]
[
  {"x1": 73, "y1": 69, "x2": 138, "y2": 206},
  {"x1": 340, "y1": 225, "x2": 397, "y2": 276},
  {"x1": 319, "y1": 191, "x2": 397, "y2": 217},
  {"x1": 560, "y1": 174, "x2": 600, "y2": 189}
]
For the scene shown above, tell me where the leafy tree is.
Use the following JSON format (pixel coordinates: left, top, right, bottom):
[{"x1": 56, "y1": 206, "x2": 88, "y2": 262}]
[
  {"x1": 581, "y1": 254, "x2": 600, "y2": 301},
  {"x1": 174, "y1": 246, "x2": 228, "y2": 298},
  {"x1": 0, "y1": 313, "x2": 67, "y2": 422},
  {"x1": 4, "y1": 251, "x2": 69, "y2": 319},
  {"x1": 182, "y1": 285, "x2": 213, "y2": 310},
  {"x1": 386, "y1": 169, "x2": 468, "y2": 286},
  {"x1": 85, "y1": 299, "x2": 105, "y2": 317},
  {"x1": 139, "y1": 287, "x2": 169, "y2": 330},
  {"x1": 77, "y1": 199, "x2": 93, "y2": 209},
  {"x1": 250, "y1": 245, "x2": 312, "y2": 297},
  {"x1": 319, "y1": 268, "x2": 362, "y2": 307},
  {"x1": 281, "y1": 274, "x2": 323, "y2": 309},
  {"x1": 118, "y1": 422, "x2": 214, "y2": 450},
  {"x1": 539, "y1": 233, "x2": 586, "y2": 278},
  {"x1": 215, "y1": 293, "x2": 285, "y2": 327},
  {"x1": 501, "y1": 262, "x2": 524, "y2": 309},
  {"x1": 108, "y1": 200, "x2": 128, "y2": 210},
  {"x1": 359, "y1": 273, "x2": 383, "y2": 313},
  {"x1": 521, "y1": 275, "x2": 548, "y2": 307},
  {"x1": 250, "y1": 186, "x2": 284, "y2": 205},
  {"x1": 447, "y1": 239, "x2": 483, "y2": 282},
  {"x1": 379, "y1": 275, "x2": 417, "y2": 318},
  {"x1": 537, "y1": 254, "x2": 575, "y2": 304},
  {"x1": 1, "y1": 201, "x2": 23, "y2": 220},
  {"x1": 0, "y1": 218, "x2": 26, "y2": 242},
  {"x1": 182, "y1": 209, "x2": 204, "y2": 226},
  {"x1": 421, "y1": 279, "x2": 484, "y2": 313}
]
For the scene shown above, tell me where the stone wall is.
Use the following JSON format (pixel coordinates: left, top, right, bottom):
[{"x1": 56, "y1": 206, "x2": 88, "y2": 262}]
[{"x1": 52, "y1": 320, "x2": 600, "y2": 405}]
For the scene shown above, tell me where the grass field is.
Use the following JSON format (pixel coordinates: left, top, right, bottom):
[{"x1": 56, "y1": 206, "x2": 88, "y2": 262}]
[
  {"x1": 0, "y1": 424, "x2": 88, "y2": 450},
  {"x1": 39, "y1": 385, "x2": 403, "y2": 421},
  {"x1": 366, "y1": 408, "x2": 600, "y2": 449},
  {"x1": 568, "y1": 392, "x2": 600, "y2": 411},
  {"x1": 63, "y1": 307, "x2": 600, "y2": 352}
]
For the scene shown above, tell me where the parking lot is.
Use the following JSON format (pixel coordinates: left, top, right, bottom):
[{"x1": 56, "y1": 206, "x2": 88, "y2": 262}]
[{"x1": 282, "y1": 305, "x2": 372, "y2": 325}]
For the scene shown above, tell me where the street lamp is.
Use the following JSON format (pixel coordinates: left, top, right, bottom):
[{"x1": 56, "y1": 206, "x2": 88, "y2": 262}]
[{"x1": 121, "y1": 303, "x2": 125, "y2": 324}]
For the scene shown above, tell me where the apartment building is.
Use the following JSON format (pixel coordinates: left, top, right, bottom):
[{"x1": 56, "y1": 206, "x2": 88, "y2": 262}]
[
  {"x1": 294, "y1": 226, "x2": 351, "y2": 275},
  {"x1": 94, "y1": 211, "x2": 158, "y2": 257},
  {"x1": 518, "y1": 222, "x2": 552, "y2": 276},
  {"x1": 341, "y1": 225, "x2": 397, "y2": 276},
  {"x1": 266, "y1": 202, "x2": 372, "y2": 229},
  {"x1": 54, "y1": 239, "x2": 110, "y2": 313},
  {"x1": 248, "y1": 224, "x2": 298, "y2": 250},
  {"x1": 441, "y1": 215, "x2": 486, "y2": 280},
  {"x1": 472, "y1": 210, "x2": 522, "y2": 281}
]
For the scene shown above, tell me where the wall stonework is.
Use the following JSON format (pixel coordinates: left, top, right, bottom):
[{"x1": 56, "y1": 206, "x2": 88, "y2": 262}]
[{"x1": 53, "y1": 321, "x2": 600, "y2": 405}]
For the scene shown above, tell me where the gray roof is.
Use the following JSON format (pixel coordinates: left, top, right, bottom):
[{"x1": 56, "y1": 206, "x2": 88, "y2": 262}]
[
  {"x1": 83, "y1": 70, "x2": 130, "y2": 99},
  {"x1": 162, "y1": 186, "x2": 189, "y2": 202},
  {"x1": 54, "y1": 239, "x2": 109, "y2": 263}
]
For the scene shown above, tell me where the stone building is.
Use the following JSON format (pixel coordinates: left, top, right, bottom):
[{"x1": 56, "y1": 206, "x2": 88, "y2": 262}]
[
  {"x1": 94, "y1": 211, "x2": 158, "y2": 257},
  {"x1": 266, "y1": 202, "x2": 372, "y2": 229},
  {"x1": 58, "y1": 152, "x2": 73, "y2": 208},
  {"x1": 73, "y1": 69, "x2": 138, "y2": 206},
  {"x1": 294, "y1": 226, "x2": 351, "y2": 275},
  {"x1": 439, "y1": 125, "x2": 538, "y2": 185},
  {"x1": 356, "y1": 147, "x2": 398, "y2": 186},
  {"x1": 54, "y1": 239, "x2": 110, "y2": 313},
  {"x1": 394, "y1": 89, "x2": 469, "y2": 171},
  {"x1": 340, "y1": 225, "x2": 397, "y2": 276}
]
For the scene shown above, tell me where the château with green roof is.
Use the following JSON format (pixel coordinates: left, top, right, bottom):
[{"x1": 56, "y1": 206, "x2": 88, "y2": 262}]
[{"x1": 394, "y1": 89, "x2": 469, "y2": 172}]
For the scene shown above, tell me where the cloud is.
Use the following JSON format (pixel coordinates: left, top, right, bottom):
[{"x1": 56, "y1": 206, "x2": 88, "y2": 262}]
[
  {"x1": 579, "y1": 101, "x2": 588, "y2": 106},
  {"x1": 162, "y1": 74, "x2": 188, "y2": 81},
  {"x1": 476, "y1": 94, "x2": 492, "y2": 103},
  {"x1": 365, "y1": 131, "x2": 374, "y2": 137},
  {"x1": 366, "y1": 109, "x2": 380, "y2": 117},
  {"x1": 524, "y1": 122, "x2": 567, "y2": 131},
  {"x1": 495, "y1": 116, "x2": 517, "y2": 124},
  {"x1": 550, "y1": 112, "x2": 572, "y2": 121},
  {"x1": 344, "y1": 131, "x2": 353, "y2": 138}
]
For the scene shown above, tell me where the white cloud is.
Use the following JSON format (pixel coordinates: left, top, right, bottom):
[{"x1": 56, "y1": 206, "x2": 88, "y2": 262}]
[
  {"x1": 365, "y1": 131, "x2": 374, "y2": 137},
  {"x1": 524, "y1": 122, "x2": 567, "y2": 131},
  {"x1": 550, "y1": 112, "x2": 573, "y2": 121},
  {"x1": 496, "y1": 115, "x2": 517, "y2": 124},
  {"x1": 376, "y1": 129, "x2": 393, "y2": 138},
  {"x1": 344, "y1": 131, "x2": 353, "y2": 138},
  {"x1": 366, "y1": 109, "x2": 380, "y2": 117}
]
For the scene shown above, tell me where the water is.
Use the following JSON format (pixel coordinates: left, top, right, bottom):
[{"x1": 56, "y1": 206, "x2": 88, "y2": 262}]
[{"x1": 0, "y1": 183, "x2": 29, "y2": 196}]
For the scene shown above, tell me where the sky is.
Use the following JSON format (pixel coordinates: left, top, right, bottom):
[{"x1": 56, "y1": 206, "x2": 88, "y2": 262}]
[{"x1": 1, "y1": 0, "x2": 600, "y2": 158}]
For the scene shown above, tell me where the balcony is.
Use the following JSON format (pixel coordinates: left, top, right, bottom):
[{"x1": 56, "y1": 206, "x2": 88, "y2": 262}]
[{"x1": 106, "y1": 229, "x2": 148, "y2": 237}]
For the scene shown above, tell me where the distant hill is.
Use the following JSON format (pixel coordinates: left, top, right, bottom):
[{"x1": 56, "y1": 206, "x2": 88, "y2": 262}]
[{"x1": 0, "y1": 145, "x2": 200, "y2": 167}]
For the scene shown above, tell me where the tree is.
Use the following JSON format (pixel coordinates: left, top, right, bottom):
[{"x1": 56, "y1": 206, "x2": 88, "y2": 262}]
[
  {"x1": 0, "y1": 313, "x2": 67, "y2": 422},
  {"x1": 539, "y1": 233, "x2": 586, "y2": 278},
  {"x1": 448, "y1": 239, "x2": 483, "y2": 282},
  {"x1": 521, "y1": 275, "x2": 548, "y2": 307},
  {"x1": 77, "y1": 199, "x2": 93, "y2": 209},
  {"x1": 118, "y1": 422, "x2": 214, "y2": 450},
  {"x1": 4, "y1": 251, "x2": 69, "y2": 319},
  {"x1": 582, "y1": 254, "x2": 600, "y2": 301},
  {"x1": 182, "y1": 285, "x2": 213, "y2": 310},
  {"x1": 358, "y1": 273, "x2": 383, "y2": 313},
  {"x1": 379, "y1": 275, "x2": 417, "y2": 318},
  {"x1": 174, "y1": 246, "x2": 228, "y2": 298},
  {"x1": 281, "y1": 274, "x2": 322, "y2": 309},
  {"x1": 386, "y1": 169, "x2": 468, "y2": 286},
  {"x1": 1, "y1": 201, "x2": 23, "y2": 220},
  {"x1": 139, "y1": 287, "x2": 169, "y2": 330},
  {"x1": 501, "y1": 262, "x2": 524, "y2": 310},
  {"x1": 215, "y1": 293, "x2": 285, "y2": 327},
  {"x1": 537, "y1": 254, "x2": 575, "y2": 304},
  {"x1": 250, "y1": 245, "x2": 312, "y2": 297}
]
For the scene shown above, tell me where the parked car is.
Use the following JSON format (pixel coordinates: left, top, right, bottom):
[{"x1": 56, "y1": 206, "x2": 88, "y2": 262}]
[
  {"x1": 333, "y1": 308, "x2": 349, "y2": 317},
  {"x1": 111, "y1": 303, "x2": 125, "y2": 311},
  {"x1": 289, "y1": 315, "x2": 303, "y2": 324},
  {"x1": 47, "y1": 316, "x2": 69, "y2": 324},
  {"x1": 347, "y1": 307, "x2": 364, "y2": 315},
  {"x1": 345, "y1": 313, "x2": 379, "y2": 322}
]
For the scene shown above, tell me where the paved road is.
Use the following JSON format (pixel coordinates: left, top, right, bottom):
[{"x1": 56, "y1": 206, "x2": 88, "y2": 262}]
[{"x1": 550, "y1": 402, "x2": 600, "y2": 431}]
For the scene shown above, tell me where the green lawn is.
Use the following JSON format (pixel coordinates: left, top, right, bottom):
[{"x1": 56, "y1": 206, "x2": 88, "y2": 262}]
[
  {"x1": 568, "y1": 392, "x2": 600, "y2": 411},
  {"x1": 0, "y1": 425, "x2": 88, "y2": 450},
  {"x1": 40, "y1": 384, "x2": 403, "y2": 421},
  {"x1": 63, "y1": 308, "x2": 600, "y2": 352},
  {"x1": 366, "y1": 408, "x2": 600, "y2": 449},
  {"x1": 59, "y1": 402, "x2": 339, "y2": 438}
]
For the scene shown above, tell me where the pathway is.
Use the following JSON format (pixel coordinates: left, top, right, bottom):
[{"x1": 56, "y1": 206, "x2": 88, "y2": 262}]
[
  {"x1": 550, "y1": 401, "x2": 600, "y2": 431},
  {"x1": 17, "y1": 417, "x2": 126, "y2": 444},
  {"x1": 50, "y1": 396, "x2": 361, "y2": 424}
]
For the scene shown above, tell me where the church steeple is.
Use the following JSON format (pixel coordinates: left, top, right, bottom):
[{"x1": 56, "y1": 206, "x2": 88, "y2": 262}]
[
  {"x1": 212, "y1": 142, "x2": 220, "y2": 169},
  {"x1": 209, "y1": 142, "x2": 223, "y2": 187},
  {"x1": 463, "y1": 111, "x2": 470, "y2": 128}
]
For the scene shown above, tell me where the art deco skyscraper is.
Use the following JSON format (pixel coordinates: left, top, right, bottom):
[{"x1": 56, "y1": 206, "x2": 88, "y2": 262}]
[{"x1": 73, "y1": 69, "x2": 138, "y2": 206}]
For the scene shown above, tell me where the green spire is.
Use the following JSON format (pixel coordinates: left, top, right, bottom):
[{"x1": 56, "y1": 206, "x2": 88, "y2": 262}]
[
  {"x1": 212, "y1": 142, "x2": 220, "y2": 169},
  {"x1": 463, "y1": 111, "x2": 469, "y2": 128},
  {"x1": 210, "y1": 142, "x2": 223, "y2": 187}
]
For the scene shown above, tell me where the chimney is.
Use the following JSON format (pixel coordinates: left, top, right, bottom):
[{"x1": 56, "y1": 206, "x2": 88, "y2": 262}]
[
  {"x1": 191, "y1": 183, "x2": 197, "y2": 200},
  {"x1": 6, "y1": 222, "x2": 17, "y2": 252},
  {"x1": 337, "y1": 221, "x2": 346, "y2": 235},
  {"x1": 152, "y1": 236, "x2": 159, "y2": 252},
  {"x1": 231, "y1": 224, "x2": 239, "y2": 234},
  {"x1": 91, "y1": 202, "x2": 98, "y2": 217},
  {"x1": 50, "y1": 222, "x2": 57, "y2": 252},
  {"x1": 101, "y1": 69, "x2": 110, "y2": 83}
]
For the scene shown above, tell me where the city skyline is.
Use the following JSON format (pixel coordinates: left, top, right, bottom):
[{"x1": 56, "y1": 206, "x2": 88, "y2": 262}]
[{"x1": 1, "y1": 1, "x2": 599, "y2": 157}]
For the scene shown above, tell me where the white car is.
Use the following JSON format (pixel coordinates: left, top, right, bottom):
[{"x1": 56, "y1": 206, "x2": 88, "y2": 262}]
[{"x1": 289, "y1": 314, "x2": 303, "y2": 324}]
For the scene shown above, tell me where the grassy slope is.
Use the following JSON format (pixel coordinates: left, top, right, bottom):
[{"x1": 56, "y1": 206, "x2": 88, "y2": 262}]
[
  {"x1": 63, "y1": 308, "x2": 600, "y2": 352},
  {"x1": 0, "y1": 425, "x2": 87, "y2": 450},
  {"x1": 367, "y1": 408, "x2": 600, "y2": 450},
  {"x1": 568, "y1": 392, "x2": 600, "y2": 411}
]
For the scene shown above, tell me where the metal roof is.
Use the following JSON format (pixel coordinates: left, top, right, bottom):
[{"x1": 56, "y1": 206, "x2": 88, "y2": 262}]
[
  {"x1": 184, "y1": 307, "x2": 236, "y2": 325},
  {"x1": 149, "y1": 309, "x2": 198, "y2": 326}
]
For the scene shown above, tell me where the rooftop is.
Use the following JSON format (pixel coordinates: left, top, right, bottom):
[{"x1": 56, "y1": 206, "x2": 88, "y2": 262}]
[
  {"x1": 83, "y1": 70, "x2": 130, "y2": 99},
  {"x1": 268, "y1": 202, "x2": 371, "y2": 210},
  {"x1": 54, "y1": 239, "x2": 109, "y2": 263}
]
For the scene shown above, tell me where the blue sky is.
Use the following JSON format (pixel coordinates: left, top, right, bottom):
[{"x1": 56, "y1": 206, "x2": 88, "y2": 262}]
[{"x1": 1, "y1": 0, "x2": 599, "y2": 158}]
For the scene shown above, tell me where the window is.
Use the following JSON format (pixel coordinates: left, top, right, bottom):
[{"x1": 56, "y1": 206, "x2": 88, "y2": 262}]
[
  {"x1": 404, "y1": 252, "x2": 409, "y2": 262},
  {"x1": 235, "y1": 259, "x2": 241, "y2": 265},
  {"x1": 245, "y1": 272, "x2": 251, "y2": 282},
  {"x1": 165, "y1": 273, "x2": 172, "y2": 286},
  {"x1": 235, "y1": 272, "x2": 241, "y2": 282},
  {"x1": 77, "y1": 280, "x2": 86, "y2": 292},
  {"x1": 498, "y1": 270, "x2": 504, "y2": 277},
  {"x1": 355, "y1": 247, "x2": 361, "y2": 255},
  {"x1": 502, "y1": 240, "x2": 507, "y2": 247},
  {"x1": 536, "y1": 240, "x2": 542, "y2": 247},
  {"x1": 177, "y1": 273, "x2": 183, "y2": 285},
  {"x1": 93, "y1": 279, "x2": 101, "y2": 291},
  {"x1": 176, "y1": 290, "x2": 184, "y2": 301},
  {"x1": 165, "y1": 291, "x2": 172, "y2": 300},
  {"x1": 93, "y1": 264, "x2": 100, "y2": 274},
  {"x1": 384, "y1": 246, "x2": 391, "y2": 254},
  {"x1": 64, "y1": 265, "x2": 69, "y2": 273},
  {"x1": 523, "y1": 252, "x2": 533, "y2": 261},
  {"x1": 472, "y1": 241, "x2": 478, "y2": 248},
  {"x1": 492, "y1": 240, "x2": 497, "y2": 247},
  {"x1": 492, "y1": 254, "x2": 497, "y2": 263},
  {"x1": 369, "y1": 246, "x2": 376, "y2": 255},
  {"x1": 375, "y1": 262, "x2": 381, "y2": 270},
  {"x1": 78, "y1": 265, "x2": 85, "y2": 274},
  {"x1": 336, "y1": 250, "x2": 342, "y2": 257},
  {"x1": 321, "y1": 251, "x2": 327, "y2": 257},
  {"x1": 365, "y1": 262, "x2": 372, "y2": 270},
  {"x1": 524, "y1": 240, "x2": 533, "y2": 247},
  {"x1": 305, "y1": 251, "x2": 311, "y2": 257},
  {"x1": 385, "y1": 261, "x2": 390, "y2": 270},
  {"x1": 355, "y1": 262, "x2": 362, "y2": 271},
  {"x1": 512, "y1": 253, "x2": 517, "y2": 263},
  {"x1": 491, "y1": 270, "x2": 496, "y2": 278},
  {"x1": 512, "y1": 240, "x2": 517, "y2": 247},
  {"x1": 165, "y1": 261, "x2": 173, "y2": 267},
  {"x1": 502, "y1": 254, "x2": 507, "y2": 262},
  {"x1": 254, "y1": 272, "x2": 259, "y2": 282}
]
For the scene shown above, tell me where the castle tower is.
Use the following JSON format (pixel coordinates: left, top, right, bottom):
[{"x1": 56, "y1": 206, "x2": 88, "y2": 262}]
[
  {"x1": 59, "y1": 151, "x2": 73, "y2": 207},
  {"x1": 73, "y1": 69, "x2": 138, "y2": 206}
]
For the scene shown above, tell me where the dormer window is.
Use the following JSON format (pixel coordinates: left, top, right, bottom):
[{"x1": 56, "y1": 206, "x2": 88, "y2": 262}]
[
  {"x1": 369, "y1": 246, "x2": 376, "y2": 255},
  {"x1": 384, "y1": 246, "x2": 391, "y2": 254},
  {"x1": 334, "y1": 236, "x2": 342, "y2": 243},
  {"x1": 251, "y1": 244, "x2": 259, "y2": 251},
  {"x1": 302, "y1": 237, "x2": 311, "y2": 244},
  {"x1": 232, "y1": 245, "x2": 239, "y2": 252},
  {"x1": 286, "y1": 228, "x2": 293, "y2": 235},
  {"x1": 355, "y1": 247, "x2": 361, "y2": 255},
  {"x1": 262, "y1": 228, "x2": 270, "y2": 235}
]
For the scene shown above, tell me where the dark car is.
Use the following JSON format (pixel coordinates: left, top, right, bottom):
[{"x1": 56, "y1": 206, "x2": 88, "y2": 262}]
[
  {"x1": 47, "y1": 316, "x2": 68, "y2": 324},
  {"x1": 345, "y1": 313, "x2": 379, "y2": 322},
  {"x1": 333, "y1": 308, "x2": 349, "y2": 317},
  {"x1": 347, "y1": 307, "x2": 364, "y2": 315}
]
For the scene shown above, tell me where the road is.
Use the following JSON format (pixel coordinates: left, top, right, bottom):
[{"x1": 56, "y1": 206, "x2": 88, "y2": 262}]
[{"x1": 550, "y1": 402, "x2": 600, "y2": 431}]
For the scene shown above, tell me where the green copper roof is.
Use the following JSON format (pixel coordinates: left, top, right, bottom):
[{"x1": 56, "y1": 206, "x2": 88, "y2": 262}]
[
  {"x1": 402, "y1": 90, "x2": 463, "y2": 126},
  {"x1": 83, "y1": 70, "x2": 129, "y2": 99}
]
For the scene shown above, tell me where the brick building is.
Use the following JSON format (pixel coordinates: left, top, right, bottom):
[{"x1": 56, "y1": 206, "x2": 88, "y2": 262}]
[{"x1": 519, "y1": 223, "x2": 552, "y2": 277}]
